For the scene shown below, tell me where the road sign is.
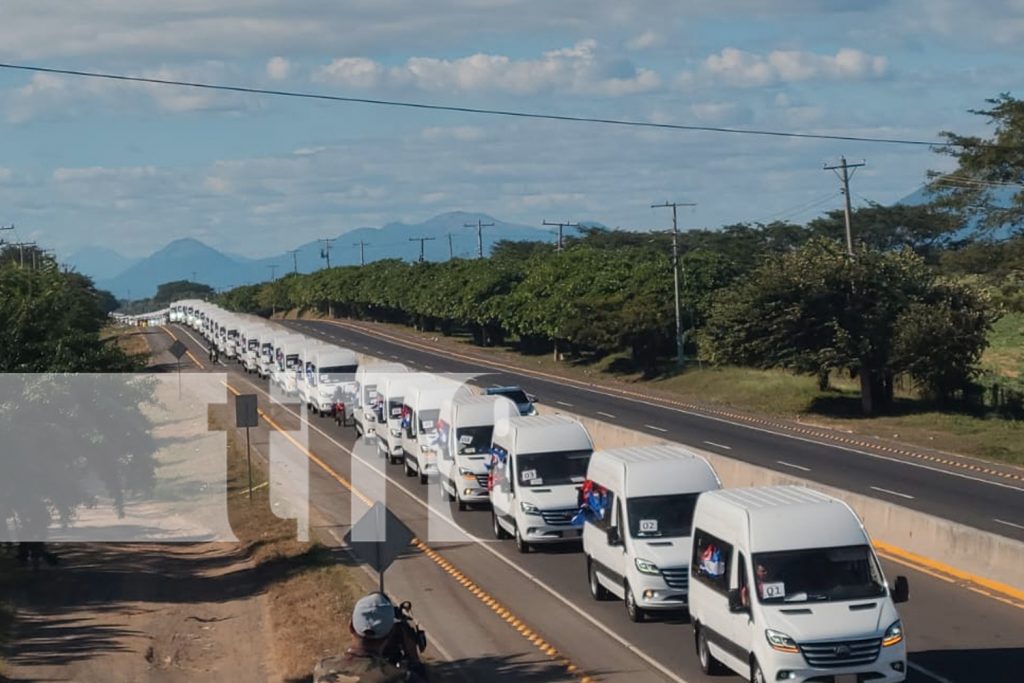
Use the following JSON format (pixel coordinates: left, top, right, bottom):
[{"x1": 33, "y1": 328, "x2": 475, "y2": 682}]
[
  {"x1": 344, "y1": 502, "x2": 415, "y2": 590},
  {"x1": 235, "y1": 394, "x2": 259, "y2": 428},
  {"x1": 169, "y1": 340, "x2": 187, "y2": 360}
]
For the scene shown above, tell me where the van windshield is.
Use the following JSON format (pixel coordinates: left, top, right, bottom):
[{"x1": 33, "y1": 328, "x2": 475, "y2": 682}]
[
  {"x1": 626, "y1": 493, "x2": 699, "y2": 539},
  {"x1": 319, "y1": 364, "x2": 358, "y2": 384},
  {"x1": 388, "y1": 398, "x2": 404, "y2": 421},
  {"x1": 516, "y1": 450, "x2": 592, "y2": 487},
  {"x1": 418, "y1": 409, "x2": 440, "y2": 432},
  {"x1": 456, "y1": 426, "x2": 493, "y2": 454},
  {"x1": 751, "y1": 545, "x2": 887, "y2": 604}
]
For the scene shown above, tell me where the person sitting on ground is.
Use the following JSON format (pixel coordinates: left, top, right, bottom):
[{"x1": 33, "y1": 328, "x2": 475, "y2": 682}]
[{"x1": 313, "y1": 592, "x2": 423, "y2": 683}]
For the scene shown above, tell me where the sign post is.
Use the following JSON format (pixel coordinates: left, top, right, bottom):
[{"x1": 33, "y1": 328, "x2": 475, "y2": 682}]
[
  {"x1": 235, "y1": 394, "x2": 259, "y2": 500},
  {"x1": 168, "y1": 340, "x2": 188, "y2": 399}
]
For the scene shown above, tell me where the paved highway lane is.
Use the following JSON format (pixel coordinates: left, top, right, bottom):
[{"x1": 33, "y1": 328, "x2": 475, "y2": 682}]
[
  {"x1": 286, "y1": 319, "x2": 1024, "y2": 543},
  {"x1": 169, "y1": 323, "x2": 1024, "y2": 683}
]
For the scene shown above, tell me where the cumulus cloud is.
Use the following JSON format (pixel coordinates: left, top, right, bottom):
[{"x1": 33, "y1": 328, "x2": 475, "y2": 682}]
[
  {"x1": 701, "y1": 47, "x2": 888, "y2": 87},
  {"x1": 626, "y1": 30, "x2": 663, "y2": 50},
  {"x1": 314, "y1": 40, "x2": 661, "y2": 96},
  {"x1": 266, "y1": 56, "x2": 290, "y2": 80}
]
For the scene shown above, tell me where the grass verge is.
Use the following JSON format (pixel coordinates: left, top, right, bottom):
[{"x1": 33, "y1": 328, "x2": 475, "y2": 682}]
[{"x1": 217, "y1": 410, "x2": 362, "y2": 682}]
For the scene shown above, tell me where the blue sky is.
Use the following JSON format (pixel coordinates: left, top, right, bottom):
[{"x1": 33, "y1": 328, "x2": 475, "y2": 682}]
[{"x1": 0, "y1": 0, "x2": 1022, "y2": 258}]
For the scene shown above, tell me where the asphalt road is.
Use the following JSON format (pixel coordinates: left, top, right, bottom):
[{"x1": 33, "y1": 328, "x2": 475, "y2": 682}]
[
  {"x1": 285, "y1": 319, "x2": 1024, "y2": 543},
  {"x1": 166, "y1": 323, "x2": 1024, "y2": 683}
]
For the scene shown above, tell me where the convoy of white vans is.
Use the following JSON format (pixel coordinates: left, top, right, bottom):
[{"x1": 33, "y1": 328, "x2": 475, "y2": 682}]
[{"x1": 164, "y1": 299, "x2": 911, "y2": 683}]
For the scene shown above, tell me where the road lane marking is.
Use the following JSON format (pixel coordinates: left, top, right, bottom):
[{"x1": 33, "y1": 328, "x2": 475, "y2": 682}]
[
  {"x1": 644, "y1": 424, "x2": 668, "y2": 433},
  {"x1": 870, "y1": 486, "x2": 915, "y2": 500},
  {"x1": 596, "y1": 411, "x2": 616, "y2": 419},
  {"x1": 908, "y1": 661, "x2": 956, "y2": 683},
  {"x1": 703, "y1": 441, "x2": 732, "y2": 450},
  {"x1": 994, "y1": 518, "x2": 1024, "y2": 531},
  {"x1": 170, "y1": 328, "x2": 621, "y2": 682},
  {"x1": 318, "y1": 320, "x2": 1024, "y2": 492},
  {"x1": 776, "y1": 460, "x2": 810, "y2": 472},
  {"x1": 555, "y1": 401, "x2": 574, "y2": 407}
]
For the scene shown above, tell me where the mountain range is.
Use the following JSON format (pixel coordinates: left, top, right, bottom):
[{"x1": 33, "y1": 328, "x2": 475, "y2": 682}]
[{"x1": 71, "y1": 212, "x2": 565, "y2": 299}]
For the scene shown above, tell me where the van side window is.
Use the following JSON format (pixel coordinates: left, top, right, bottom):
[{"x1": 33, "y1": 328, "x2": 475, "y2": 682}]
[
  {"x1": 691, "y1": 528, "x2": 733, "y2": 594},
  {"x1": 580, "y1": 482, "x2": 614, "y2": 531}
]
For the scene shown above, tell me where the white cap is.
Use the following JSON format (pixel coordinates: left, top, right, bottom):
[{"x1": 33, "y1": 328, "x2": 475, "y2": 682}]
[{"x1": 351, "y1": 592, "x2": 395, "y2": 639}]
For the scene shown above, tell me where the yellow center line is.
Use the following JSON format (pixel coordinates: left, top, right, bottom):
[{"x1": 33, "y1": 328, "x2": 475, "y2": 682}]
[
  {"x1": 219, "y1": 377, "x2": 592, "y2": 679},
  {"x1": 159, "y1": 325, "x2": 205, "y2": 369}
]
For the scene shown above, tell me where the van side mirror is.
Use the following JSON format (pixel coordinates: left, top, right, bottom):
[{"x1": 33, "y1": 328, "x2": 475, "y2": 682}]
[
  {"x1": 606, "y1": 527, "x2": 622, "y2": 547},
  {"x1": 892, "y1": 576, "x2": 909, "y2": 604},
  {"x1": 527, "y1": 393, "x2": 538, "y2": 403},
  {"x1": 728, "y1": 588, "x2": 748, "y2": 613}
]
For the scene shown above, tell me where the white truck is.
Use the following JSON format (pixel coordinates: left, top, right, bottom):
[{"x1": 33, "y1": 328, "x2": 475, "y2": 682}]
[
  {"x1": 353, "y1": 362, "x2": 407, "y2": 439},
  {"x1": 437, "y1": 394, "x2": 519, "y2": 510},
  {"x1": 376, "y1": 369, "x2": 412, "y2": 465},
  {"x1": 400, "y1": 380, "x2": 472, "y2": 485},
  {"x1": 272, "y1": 335, "x2": 307, "y2": 394},
  {"x1": 489, "y1": 415, "x2": 594, "y2": 553},
  {"x1": 301, "y1": 346, "x2": 359, "y2": 418},
  {"x1": 582, "y1": 444, "x2": 721, "y2": 622},
  {"x1": 689, "y1": 486, "x2": 909, "y2": 683}
]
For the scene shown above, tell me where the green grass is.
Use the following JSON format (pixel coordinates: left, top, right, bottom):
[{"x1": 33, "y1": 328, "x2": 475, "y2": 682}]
[{"x1": 982, "y1": 312, "x2": 1024, "y2": 379}]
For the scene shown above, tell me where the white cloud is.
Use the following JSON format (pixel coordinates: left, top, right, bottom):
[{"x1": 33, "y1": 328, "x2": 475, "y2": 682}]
[
  {"x1": 702, "y1": 47, "x2": 888, "y2": 87},
  {"x1": 266, "y1": 56, "x2": 290, "y2": 80},
  {"x1": 626, "y1": 30, "x2": 663, "y2": 50},
  {"x1": 421, "y1": 126, "x2": 486, "y2": 142},
  {"x1": 0, "y1": 168, "x2": 12, "y2": 183},
  {"x1": 204, "y1": 177, "x2": 229, "y2": 194},
  {"x1": 314, "y1": 40, "x2": 661, "y2": 96}
]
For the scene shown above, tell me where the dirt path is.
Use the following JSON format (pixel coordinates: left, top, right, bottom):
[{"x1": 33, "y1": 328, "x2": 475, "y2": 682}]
[{"x1": 5, "y1": 542, "x2": 274, "y2": 683}]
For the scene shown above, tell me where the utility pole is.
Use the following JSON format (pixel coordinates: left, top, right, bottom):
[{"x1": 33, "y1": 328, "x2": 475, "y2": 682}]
[
  {"x1": 319, "y1": 238, "x2": 336, "y2": 269},
  {"x1": 191, "y1": 271, "x2": 197, "y2": 283},
  {"x1": 447, "y1": 233, "x2": 454, "y2": 260},
  {"x1": 267, "y1": 264, "x2": 278, "y2": 281},
  {"x1": 287, "y1": 249, "x2": 300, "y2": 273},
  {"x1": 652, "y1": 201, "x2": 696, "y2": 370},
  {"x1": 542, "y1": 220, "x2": 580, "y2": 253},
  {"x1": 353, "y1": 240, "x2": 368, "y2": 266},
  {"x1": 464, "y1": 219, "x2": 494, "y2": 259},
  {"x1": 408, "y1": 237, "x2": 436, "y2": 263},
  {"x1": 824, "y1": 156, "x2": 866, "y2": 256}
]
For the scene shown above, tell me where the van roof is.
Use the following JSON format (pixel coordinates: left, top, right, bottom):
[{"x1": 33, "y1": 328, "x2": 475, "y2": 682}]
[
  {"x1": 701, "y1": 486, "x2": 868, "y2": 552},
  {"x1": 589, "y1": 444, "x2": 720, "y2": 497},
  {"x1": 494, "y1": 414, "x2": 592, "y2": 454},
  {"x1": 443, "y1": 394, "x2": 519, "y2": 427}
]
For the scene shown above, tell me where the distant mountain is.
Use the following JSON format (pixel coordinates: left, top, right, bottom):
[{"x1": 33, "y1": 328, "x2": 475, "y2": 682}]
[
  {"x1": 897, "y1": 185, "x2": 1016, "y2": 240},
  {"x1": 98, "y1": 238, "x2": 259, "y2": 299},
  {"x1": 66, "y1": 247, "x2": 139, "y2": 282},
  {"x1": 94, "y1": 212, "x2": 568, "y2": 299}
]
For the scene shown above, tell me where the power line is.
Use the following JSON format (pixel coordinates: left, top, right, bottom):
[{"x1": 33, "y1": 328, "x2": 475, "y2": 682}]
[{"x1": 0, "y1": 61, "x2": 967, "y2": 149}]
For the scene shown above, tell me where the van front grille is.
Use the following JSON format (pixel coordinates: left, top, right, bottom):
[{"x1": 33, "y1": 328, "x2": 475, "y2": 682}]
[
  {"x1": 540, "y1": 508, "x2": 577, "y2": 526},
  {"x1": 659, "y1": 567, "x2": 689, "y2": 590},
  {"x1": 799, "y1": 637, "x2": 881, "y2": 668}
]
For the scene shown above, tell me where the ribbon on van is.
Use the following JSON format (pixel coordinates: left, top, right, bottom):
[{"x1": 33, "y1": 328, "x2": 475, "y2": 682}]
[
  {"x1": 435, "y1": 419, "x2": 450, "y2": 448},
  {"x1": 400, "y1": 405, "x2": 412, "y2": 430},
  {"x1": 485, "y1": 445, "x2": 508, "y2": 491},
  {"x1": 570, "y1": 479, "x2": 608, "y2": 527}
]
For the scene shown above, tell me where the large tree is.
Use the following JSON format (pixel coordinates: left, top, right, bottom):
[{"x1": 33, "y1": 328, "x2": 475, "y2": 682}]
[
  {"x1": 928, "y1": 93, "x2": 1024, "y2": 235},
  {"x1": 701, "y1": 238, "x2": 995, "y2": 415}
]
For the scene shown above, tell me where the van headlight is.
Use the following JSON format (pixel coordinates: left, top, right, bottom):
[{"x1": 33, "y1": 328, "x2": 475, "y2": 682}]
[
  {"x1": 419, "y1": 444, "x2": 433, "y2": 453},
  {"x1": 634, "y1": 558, "x2": 659, "y2": 575},
  {"x1": 765, "y1": 629, "x2": 799, "y2": 654},
  {"x1": 458, "y1": 467, "x2": 475, "y2": 478},
  {"x1": 520, "y1": 501, "x2": 540, "y2": 515},
  {"x1": 882, "y1": 620, "x2": 904, "y2": 647},
  {"x1": 389, "y1": 428, "x2": 402, "y2": 437}
]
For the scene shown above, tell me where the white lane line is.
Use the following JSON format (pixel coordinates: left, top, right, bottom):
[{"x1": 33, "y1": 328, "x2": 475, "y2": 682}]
[
  {"x1": 596, "y1": 411, "x2": 616, "y2": 419},
  {"x1": 390, "y1": 354, "x2": 400, "y2": 360},
  {"x1": 870, "y1": 485, "x2": 915, "y2": 500},
  {"x1": 555, "y1": 400, "x2": 574, "y2": 407},
  {"x1": 189, "y1": 340, "x2": 687, "y2": 683},
  {"x1": 908, "y1": 661, "x2": 955, "y2": 683},
  {"x1": 424, "y1": 364, "x2": 434, "y2": 370},
  {"x1": 644, "y1": 424, "x2": 668, "y2": 433},
  {"x1": 703, "y1": 441, "x2": 732, "y2": 450},
  {"x1": 994, "y1": 518, "x2": 1024, "y2": 531},
  {"x1": 327, "y1": 322, "x2": 1024, "y2": 494},
  {"x1": 777, "y1": 460, "x2": 811, "y2": 472}
]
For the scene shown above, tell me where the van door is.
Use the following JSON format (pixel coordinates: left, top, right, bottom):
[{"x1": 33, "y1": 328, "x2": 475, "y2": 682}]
[
  {"x1": 727, "y1": 551, "x2": 755, "y2": 671},
  {"x1": 490, "y1": 445, "x2": 513, "y2": 525}
]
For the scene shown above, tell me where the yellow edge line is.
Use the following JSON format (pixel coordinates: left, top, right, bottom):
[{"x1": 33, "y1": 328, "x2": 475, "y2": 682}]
[
  {"x1": 159, "y1": 325, "x2": 205, "y2": 369},
  {"x1": 219, "y1": 376, "x2": 590, "y2": 678},
  {"x1": 874, "y1": 540, "x2": 1024, "y2": 607}
]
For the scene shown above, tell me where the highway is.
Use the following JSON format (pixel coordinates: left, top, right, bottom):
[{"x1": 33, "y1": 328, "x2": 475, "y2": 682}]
[
  {"x1": 285, "y1": 318, "x2": 1024, "y2": 542},
  {"x1": 164, "y1": 322, "x2": 1024, "y2": 683}
]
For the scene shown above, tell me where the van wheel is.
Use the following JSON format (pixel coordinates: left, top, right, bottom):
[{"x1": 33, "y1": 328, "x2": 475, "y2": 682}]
[
  {"x1": 514, "y1": 526, "x2": 530, "y2": 553},
  {"x1": 439, "y1": 481, "x2": 452, "y2": 502},
  {"x1": 492, "y1": 512, "x2": 510, "y2": 540},
  {"x1": 587, "y1": 558, "x2": 611, "y2": 601},
  {"x1": 405, "y1": 458, "x2": 416, "y2": 477},
  {"x1": 625, "y1": 582, "x2": 646, "y2": 622},
  {"x1": 419, "y1": 470, "x2": 428, "y2": 485},
  {"x1": 750, "y1": 659, "x2": 766, "y2": 683},
  {"x1": 456, "y1": 495, "x2": 468, "y2": 512},
  {"x1": 695, "y1": 624, "x2": 726, "y2": 676}
]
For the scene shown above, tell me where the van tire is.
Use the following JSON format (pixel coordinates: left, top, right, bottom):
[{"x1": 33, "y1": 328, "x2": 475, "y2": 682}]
[
  {"x1": 405, "y1": 458, "x2": 416, "y2": 477},
  {"x1": 492, "y1": 511, "x2": 510, "y2": 540},
  {"x1": 419, "y1": 470, "x2": 428, "y2": 485},
  {"x1": 750, "y1": 659, "x2": 766, "y2": 683},
  {"x1": 439, "y1": 481, "x2": 452, "y2": 502},
  {"x1": 695, "y1": 624, "x2": 726, "y2": 676},
  {"x1": 624, "y1": 582, "x2": 646, "y2": 622},
  {"x1": 587, "y1": 558, "x2": 612, "y2": 601},
  {"x1": 514, "y1": 526, "x2": 531, "y2": 554},
  {"x1": 457, "y1": 498, "x2": 468, "y2": 512}
]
